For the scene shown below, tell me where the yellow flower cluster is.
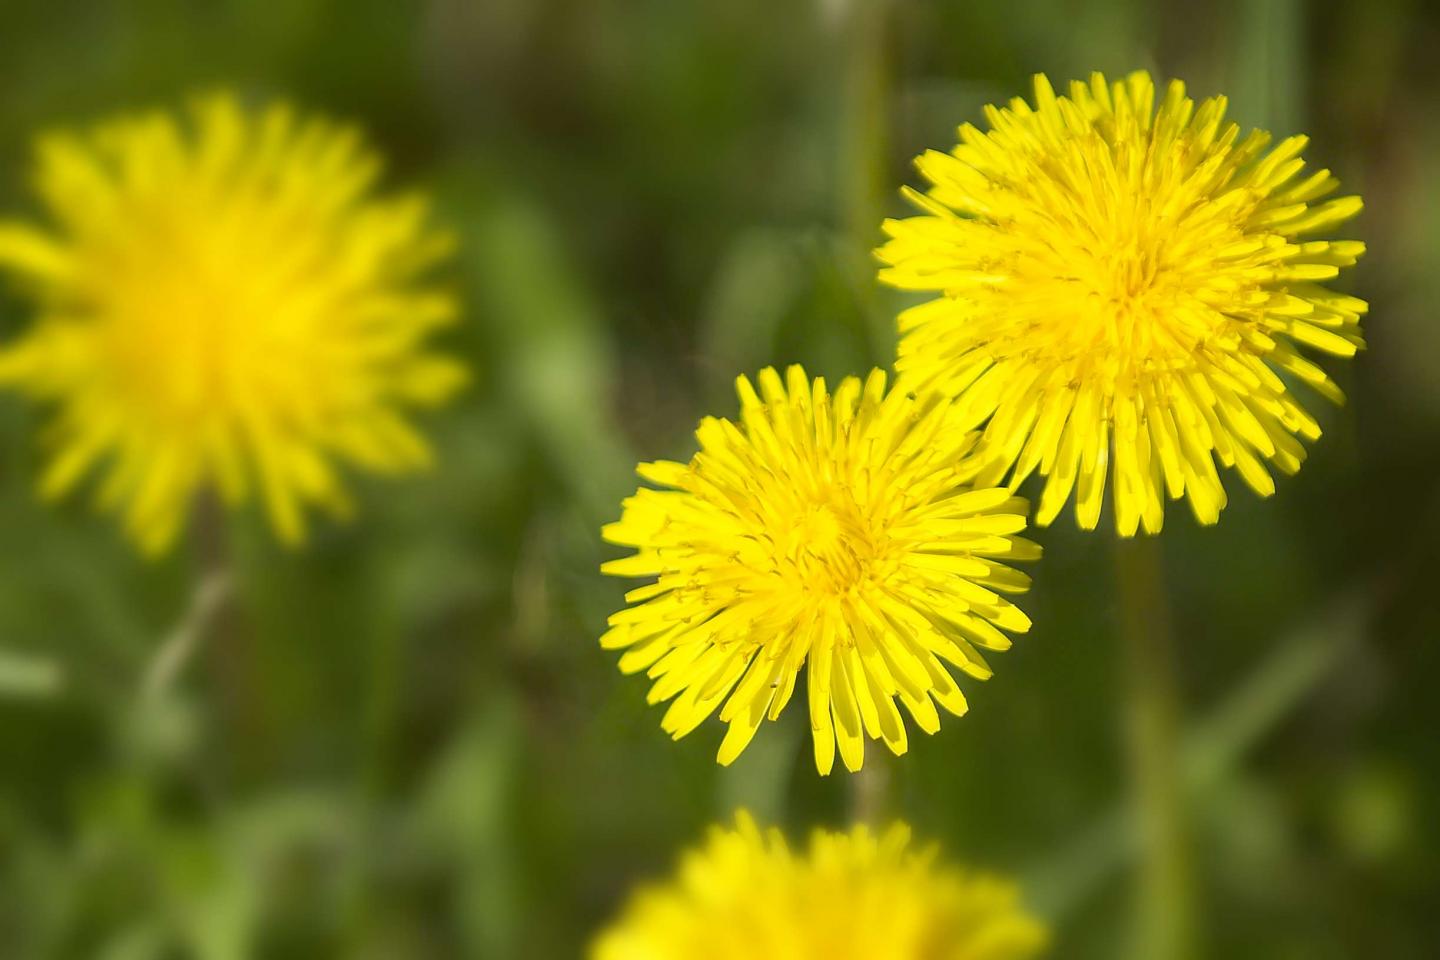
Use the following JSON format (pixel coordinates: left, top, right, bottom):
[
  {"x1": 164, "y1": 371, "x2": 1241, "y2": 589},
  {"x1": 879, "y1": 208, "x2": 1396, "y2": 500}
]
[
  {"x1": 0, "y1": 69, "x2": 1364, "y2": 959},
  {"x1": 591, "y1": 812, "x2": 1047, "y2": 960},
  {"x1": 603, "y1": 365, "x2": 1037, "y2": 774},
  {"x1": 602, "y1": 69, "x2": 1363, "y2": 773},
  {"x1": 878, "y1": 71, "x2": 1364, "y2": 534},
  {"x1": 0, "y1": 94, "x2": 464, "y2": 552}
]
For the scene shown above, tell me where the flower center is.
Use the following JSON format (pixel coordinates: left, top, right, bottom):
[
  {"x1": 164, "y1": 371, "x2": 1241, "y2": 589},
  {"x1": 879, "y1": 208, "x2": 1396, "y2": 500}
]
[
  {"x1": 93, "y1": 208, "x2": 316, "y2": 429},
  {"x1": 996, "y1": 206, "x2": 1229, "y2": 382},
  {"x1": 1076, "y1": 238, "x2": 1178, "y2": 351},
  {"x1": 1094, "y1": 241, "x2": 1164, "y2": 307},
  {"x1": 775, "y1": 491, "x2": 880, "y2": 598}
]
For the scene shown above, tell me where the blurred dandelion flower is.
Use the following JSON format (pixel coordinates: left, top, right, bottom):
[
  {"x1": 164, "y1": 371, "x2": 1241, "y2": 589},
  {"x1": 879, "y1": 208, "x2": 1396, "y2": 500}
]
[
  {"x1": 601, "y1": 366, "x2": 1037, "y2": 775},
  {"x1": 591, "y1": 811, "x2": 1048, "y2": 960},
  {"x1": 0, "y1": 94, "x2": 465, "y2": 553},
  {"x1": 878, "y1": 71, "x2": 1366, "y2": 534}
]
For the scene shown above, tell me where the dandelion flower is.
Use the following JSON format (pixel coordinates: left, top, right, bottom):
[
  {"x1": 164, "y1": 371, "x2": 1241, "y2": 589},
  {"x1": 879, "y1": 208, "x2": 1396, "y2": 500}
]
[
  {"x1": 878, "y1": 71, "x2": 1366, "y2": 534},
  {"x1": 0, "y1": 94, "x2": 465, "y2": 553},
  {"x1": 591, "y1": 811, "x2": 1048, "y2": 960},
  {"x1": 601, "y1": 365, "x2": 1038, "y2": 775}
]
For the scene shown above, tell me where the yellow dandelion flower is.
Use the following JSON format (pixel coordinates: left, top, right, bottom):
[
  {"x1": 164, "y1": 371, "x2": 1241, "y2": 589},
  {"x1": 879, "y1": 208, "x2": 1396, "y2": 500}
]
[
  {"x1": 601, "y1": 365, "x2": 1038, "y2": 775},
  {"x1": 591, "y1": 811, "x2": 1049, "y2": 960},
  {"x1": 878, "y1": 71, "x2": 1366, "y2": 534},
  {"x1": 0, "y1": 93, "x2": 466, "y2": 553}
]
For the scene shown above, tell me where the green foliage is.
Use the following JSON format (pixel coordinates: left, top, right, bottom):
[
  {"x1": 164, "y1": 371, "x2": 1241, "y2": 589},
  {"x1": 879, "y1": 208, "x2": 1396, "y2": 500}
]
[{"x1": 1, "y1": 1, "x2": 1437, "y2": 957}]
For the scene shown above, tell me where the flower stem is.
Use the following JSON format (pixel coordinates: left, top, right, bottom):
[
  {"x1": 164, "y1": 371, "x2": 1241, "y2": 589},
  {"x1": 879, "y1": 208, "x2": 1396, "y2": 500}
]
[
  {"x1": 143, "y1": 493, "x2": 234, "y2": 700},
  {"x1": 825, "y1": 0, "x2": 894, "y2": 830},
  {"x1": 828, "y1": 0, "x2": 894, "y2": 364},
  {"x1": 189, "y1": 493, "x2": 259, "y2": 772},
  {"x1": 1113, "y1": 535, "x2": 1197, "y2": 960},
  {"x1": 849, "y1": 755, "x2": 891, "y2": 824}
]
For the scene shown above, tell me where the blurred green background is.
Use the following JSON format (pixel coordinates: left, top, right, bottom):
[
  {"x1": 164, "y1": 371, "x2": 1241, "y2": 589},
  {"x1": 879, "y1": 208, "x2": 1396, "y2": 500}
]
[{"x1": 0, "y1": 0, "x2": 1436, "y2": 957}]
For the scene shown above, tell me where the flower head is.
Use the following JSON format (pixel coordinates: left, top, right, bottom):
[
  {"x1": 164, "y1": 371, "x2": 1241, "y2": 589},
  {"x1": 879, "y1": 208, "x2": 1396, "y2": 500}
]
[
  {"x1": 591, "y1": 812, "x2": 1048, "y2": 960},
  {"x1": 0, "y1": 94, "x2": 465, "y2": 553},
  {"x1": 878, "y1": 71, "x2": 1365, "y2": 534},
  {"x1": 601, "y1": 366, "x2": 1037, "y2": 775}
]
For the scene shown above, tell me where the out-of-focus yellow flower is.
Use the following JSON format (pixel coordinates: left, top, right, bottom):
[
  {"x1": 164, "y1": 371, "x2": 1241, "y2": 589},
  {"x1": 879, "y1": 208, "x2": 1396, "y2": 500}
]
[
  {"x1": 0, "y1": 94, "x2": 465, "y2": 553},
  {"x1": 601, "y1": 366, "x2": 1038, "y2": 775},
  {"x1": 591, "y1": 812, "x2": 1048, "y2": 960},
  {"x1": 878, "y1": 71, "x2": 1365, "y2": 535}
]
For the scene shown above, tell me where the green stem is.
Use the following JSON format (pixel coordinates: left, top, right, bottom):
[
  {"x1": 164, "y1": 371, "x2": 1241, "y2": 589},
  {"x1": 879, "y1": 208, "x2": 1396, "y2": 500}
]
[
  {"x1": 194, "y1": 492, "x2": 265, "y2": 783},
  {"x1": 143, "y1": 494, "x2": 235, "y2": 701},
  {"x1": 1114, "y1": 535, "x2": 1197, "y2": 960},
  {"x1": 849, "y1": 753, "x2": 891, "y2": 824},
  {"x1": 830, "y1": 0, "x2": 894, "y2": 364},
  {"x1": 831, "y1": 0, "x2": 893, "y2": 827}
]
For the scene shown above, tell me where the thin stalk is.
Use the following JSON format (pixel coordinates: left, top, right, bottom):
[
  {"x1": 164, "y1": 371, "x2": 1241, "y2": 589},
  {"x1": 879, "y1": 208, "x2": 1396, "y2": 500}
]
[
  {"x1": 192, "y1": 493, "x2": 261, "y2": 783},
  {"x1": 1114, "y1": 535, "x2": 1198, "y2": 960},
  {"x1": 828, "y1": 0, "x2": 895, "y2": 364},
  {"x1": 143, "y1": 493, "x2": 234, "y2": 700},
  {"x1": 849, "y1": 753, "x2": 891, "y2": 824},
  {"x1": 829, "y1": 0, "x2": 894, "y2": 829}
]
